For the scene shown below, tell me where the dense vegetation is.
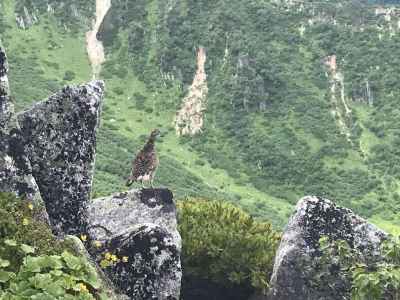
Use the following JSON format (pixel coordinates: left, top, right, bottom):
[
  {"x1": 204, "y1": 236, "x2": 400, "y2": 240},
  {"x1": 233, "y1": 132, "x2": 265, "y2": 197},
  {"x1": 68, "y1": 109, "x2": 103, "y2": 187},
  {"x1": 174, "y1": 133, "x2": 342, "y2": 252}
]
[
  {"x1": 1, "y1": 0, "x2": 400, "y2": 232},
  {"x1": 178, "y1": 199, "x2": 281, "y2": 297},
  {"x1": 95, "y1": 0, "x2": 400, "y2": 231},
  {"x1": 0, "y1": 193, "x2": 109, "y2": 299},
  {"x1": 1, "y1": 1, "x2": 400, "y2": 297},
  {"x1": 315, "y1": 235, "x2": 400, "y2": 299}
]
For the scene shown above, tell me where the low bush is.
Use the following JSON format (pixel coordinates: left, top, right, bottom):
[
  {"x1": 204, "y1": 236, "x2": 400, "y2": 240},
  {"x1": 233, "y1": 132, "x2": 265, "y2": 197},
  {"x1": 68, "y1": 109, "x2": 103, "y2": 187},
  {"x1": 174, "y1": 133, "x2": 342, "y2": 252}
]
[
  {"x1": 315, "y1": 235, "x2": 400, "y2": 300},
  {"x1": 63, "y1": 70, "x2": 76, "y2": 81},
  {"x1": 178, "y1": 199, "x2": 281, "y2": 294},
  {"x1": 0, "y1": 193, "x2": 107, "y2": 299}
]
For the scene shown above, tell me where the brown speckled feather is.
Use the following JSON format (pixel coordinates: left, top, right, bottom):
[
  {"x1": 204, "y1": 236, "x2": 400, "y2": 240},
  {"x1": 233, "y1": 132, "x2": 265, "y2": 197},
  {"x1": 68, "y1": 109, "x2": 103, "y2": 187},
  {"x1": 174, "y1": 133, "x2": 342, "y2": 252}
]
[{"x1": 126, "y1": 129, "x2": 160, "y2": 186}]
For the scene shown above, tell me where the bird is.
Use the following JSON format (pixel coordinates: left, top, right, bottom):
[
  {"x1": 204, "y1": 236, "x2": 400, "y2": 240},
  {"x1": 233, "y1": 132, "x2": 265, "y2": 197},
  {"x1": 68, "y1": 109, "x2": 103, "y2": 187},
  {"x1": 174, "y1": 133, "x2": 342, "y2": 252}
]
[{"x1": 126, "y1": 129, "x2": 161, "y2": 188}]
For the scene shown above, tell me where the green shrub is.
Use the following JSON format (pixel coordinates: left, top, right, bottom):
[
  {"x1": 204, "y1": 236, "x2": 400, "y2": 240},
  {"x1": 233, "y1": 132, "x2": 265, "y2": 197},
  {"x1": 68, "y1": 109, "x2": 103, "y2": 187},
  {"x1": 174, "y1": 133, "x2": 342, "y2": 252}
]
[
  {"x1": 194, "y1": 159, "x2": 205, "y2": 166},
  {"x1": 316, "y1": 235, "x2": 400, "y2": 300},
  {"x1": 178, "y1": 199, "x2": 281, "y2": 294},
  {"x1": 144, "y1": 107, "x2": 153, "y2": 114},
  {"x1": 0, "y1": 193, "x2": 107, "y2": 299},
  {"x1": 0, "y1": 193, "x2": 63, "y2": 268},
  {"x1": 0, "y1": 246, "x2": 105, "y2": 299},
  {"x1": 113, "y1": 66, "x2": 127, "y2": 79},
  {"x1": 112, "y1": 87, "x2": 124, "y2": 95},
  {"x1": 63, "y1": 70, "x2": 76, "y2": 81}
]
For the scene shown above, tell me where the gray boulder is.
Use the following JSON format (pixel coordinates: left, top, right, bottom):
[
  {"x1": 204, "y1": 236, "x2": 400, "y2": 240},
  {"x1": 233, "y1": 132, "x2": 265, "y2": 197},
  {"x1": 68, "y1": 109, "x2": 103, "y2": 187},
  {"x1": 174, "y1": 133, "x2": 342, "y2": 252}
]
[
  {"x1": 87, "y1": 188, "x2": 182, "y2": 300},
  {"x1": 16, "y1": 81, "x2": 104, "y2": 235},
  {"x1": 1, "y1": 48, "x2": 181, "y2": 299},
  {"x1": 0, "y1": 47, "x2": 12, "y2": 130},
  {"x1": 0, "y1": 47, "x2": 44, "y2": 217},
  {"x1": 268, "y1": 196, "x2": 387, "y2": 300}
]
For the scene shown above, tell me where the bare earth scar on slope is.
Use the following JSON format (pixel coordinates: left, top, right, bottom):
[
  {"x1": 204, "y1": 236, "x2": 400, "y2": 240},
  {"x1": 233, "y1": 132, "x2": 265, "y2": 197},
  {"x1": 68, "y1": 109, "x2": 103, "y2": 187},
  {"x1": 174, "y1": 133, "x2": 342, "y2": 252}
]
[
  {"x1": 175, "y1": 47, "x2": 208, "y2": 136},
  {"x1": 86, "y1": 0, "x2": 111, "y2": 78}
]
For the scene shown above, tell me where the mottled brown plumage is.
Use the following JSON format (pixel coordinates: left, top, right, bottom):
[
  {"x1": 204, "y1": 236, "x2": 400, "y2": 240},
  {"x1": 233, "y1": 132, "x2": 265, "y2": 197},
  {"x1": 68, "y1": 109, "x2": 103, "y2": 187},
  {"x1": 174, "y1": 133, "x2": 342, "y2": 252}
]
[{"x1": 126, "y1": 129, "x2": 160, "y2": 187}]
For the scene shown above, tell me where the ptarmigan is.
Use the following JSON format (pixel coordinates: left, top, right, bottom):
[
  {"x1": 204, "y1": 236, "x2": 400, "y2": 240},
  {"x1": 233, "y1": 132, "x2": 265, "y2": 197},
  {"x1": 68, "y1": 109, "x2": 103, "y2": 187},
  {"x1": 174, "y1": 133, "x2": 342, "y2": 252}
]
[{"x1": 126, "y1": 129, "x2": 160, "y2": 187}]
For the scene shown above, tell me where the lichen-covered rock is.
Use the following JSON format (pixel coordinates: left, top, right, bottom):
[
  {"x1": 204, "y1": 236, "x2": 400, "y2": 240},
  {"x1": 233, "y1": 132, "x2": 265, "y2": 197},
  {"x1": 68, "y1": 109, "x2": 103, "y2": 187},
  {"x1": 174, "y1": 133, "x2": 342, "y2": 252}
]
[
  {"x1": 0, "y1": 47, "x2": 44, "y2": 214},
  {"x1": 0, "y1": 47, "x2": 12, "y2": 130},
  {"x1": 87, "y1": 188, "x2": 182, "y2": 300},
  {"x1": 103, "y1": 224, "x2": 180, "y2": 300},
  {"x1": 0, "y1": 47, "x2": 13, "y2": 189},
  {"x1": 16, "y1": 81, "x2": 104, "y2": 235},
  {"x1": 268, "y1": 196, "x2": 387, "y2": 300},
  {"x1": 88, "y1": 189, "x2": 180, "y2": 243}
]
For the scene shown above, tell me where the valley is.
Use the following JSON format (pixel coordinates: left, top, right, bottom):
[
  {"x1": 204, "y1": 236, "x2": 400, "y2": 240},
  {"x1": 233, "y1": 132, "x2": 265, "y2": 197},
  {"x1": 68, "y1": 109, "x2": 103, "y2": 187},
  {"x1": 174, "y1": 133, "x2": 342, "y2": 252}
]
[{"x1": 1, "y1": 0, "x2": 399, "y2": 232}]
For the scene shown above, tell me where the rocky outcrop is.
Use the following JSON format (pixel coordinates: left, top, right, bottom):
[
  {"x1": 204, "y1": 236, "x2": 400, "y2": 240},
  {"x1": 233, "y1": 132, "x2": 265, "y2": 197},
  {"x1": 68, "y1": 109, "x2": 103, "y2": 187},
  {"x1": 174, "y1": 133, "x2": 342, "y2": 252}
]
[
  {"x1": 268, "y1": 196, "x2": 387, "y2": 300},
  {"x1": 1, "y1": 47, "x2": 104, "y2": 229},
  {"x1": 16, "y1": 81, "x2": 104, "y2": 236},
  {"x1": 1, "y1": 47, "x2": 182, "y2": 299},
  {"x1": 0, "y1": 47, "x2": 12, "y2": 130},
  {"x1": 87, "y1": 188, "x2": 182, "y2": 300},
  {"x1": 0, "y1": 47, "x2": 44, "y2": 215}
]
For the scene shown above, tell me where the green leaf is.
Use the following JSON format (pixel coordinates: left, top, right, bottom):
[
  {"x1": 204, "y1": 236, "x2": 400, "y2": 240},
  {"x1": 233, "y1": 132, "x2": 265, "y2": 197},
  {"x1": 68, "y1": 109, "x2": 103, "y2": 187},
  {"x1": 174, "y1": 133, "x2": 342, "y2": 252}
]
[
  {"x1": 20, "y1": 244, "x2": 35, "y2": 254},
  {"x1": 45, "y1": 281, "x2": 65, "y2": 297},
  {"x1": 61, "y1": 251, "x2": 82, "y2": 271},
  {"x1": 23, "y1": 256, "x2": 42, "y2": 273},
  {"x1": 19, "y1": 288, "x2": 40, "y2": 297},
  {"x1": 29, "y1": 273, "x2": 52, "y2": 289},
  {"x1": 31, "y1": 292, "x2": 57, "y2": 300},
  {"x1": 50, "y1": 270, "x2": 63, "y2": 277},
  {"x1": 4, "y1": 239, "x2": 17, "y2": 247},
  {"x1": 39, "y1": 255, "x2": 63, "y2": 270},
  {"x1": 8, "y1": 280, "x2": 30, "y2": 293},
  {"x1": 85, "y1": 271, "x2": 101, "y2": 290},
  {"x1": 0, "y1": 270, "x2": 15, "y2": 283},
  {"x1": 0, "y1": 258, "x2": 10, "y2": 268}
]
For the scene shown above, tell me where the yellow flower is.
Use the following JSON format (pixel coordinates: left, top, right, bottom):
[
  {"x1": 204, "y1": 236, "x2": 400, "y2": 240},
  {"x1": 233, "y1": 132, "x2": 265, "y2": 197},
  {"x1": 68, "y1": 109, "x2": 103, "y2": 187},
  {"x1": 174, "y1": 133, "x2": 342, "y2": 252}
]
[
  {"x1": 80, "y1": 234, "x2": 87, "y2": 242},
  {"x1": 93, "y1": 240, "x2": 102, "y2": 248},
  {"x1": 22, "y1": 218, "x2": 29, "y2": 226},
  {"x1": 100, "y1": 259, "x2": 110, "y2": 268},
  {"x1": 122, "y1": 256, "x2": 129, "y2": 263},
  {"x1": 110, "y1": 254, "x2": 118, "y2": 262},
  {"x1": 78, "y1": 283, "x2": 88, "y2": 293},
  {"x1": 27, "y1": 203, "x2": 34, "y2": 210},
  {"x1": 104, "y1": 252, "x2": 112, "y2": 260}
]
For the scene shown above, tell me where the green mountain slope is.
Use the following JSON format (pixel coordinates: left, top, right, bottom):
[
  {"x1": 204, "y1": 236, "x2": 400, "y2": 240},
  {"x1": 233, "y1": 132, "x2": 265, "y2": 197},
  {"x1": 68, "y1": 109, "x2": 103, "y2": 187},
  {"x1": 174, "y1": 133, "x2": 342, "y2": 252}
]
[{"x1": 1, "y1": 0, "x2": 400, "y2": 231}]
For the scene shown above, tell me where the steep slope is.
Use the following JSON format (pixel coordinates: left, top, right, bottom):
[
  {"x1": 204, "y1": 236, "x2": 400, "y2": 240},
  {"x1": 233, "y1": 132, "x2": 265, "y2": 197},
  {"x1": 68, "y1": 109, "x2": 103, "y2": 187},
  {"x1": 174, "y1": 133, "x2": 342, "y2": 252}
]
[
  {"x1": 0, "y1": 0, "x2": 290, "y2": 228},
  {"x1": 1, "y1": 0, "x2": 400, "y2": 231},
  {"x1": 95, "y1": 0, "x2": 400, "y2": 231}
]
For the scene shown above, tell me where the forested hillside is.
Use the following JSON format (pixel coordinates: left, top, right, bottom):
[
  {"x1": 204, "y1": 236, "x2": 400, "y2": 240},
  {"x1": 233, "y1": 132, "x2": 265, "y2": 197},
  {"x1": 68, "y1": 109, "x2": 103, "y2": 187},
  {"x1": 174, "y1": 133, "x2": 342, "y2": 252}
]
[{"x1": 1, "y1": 0, "x2": 400, "y2": 231}]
